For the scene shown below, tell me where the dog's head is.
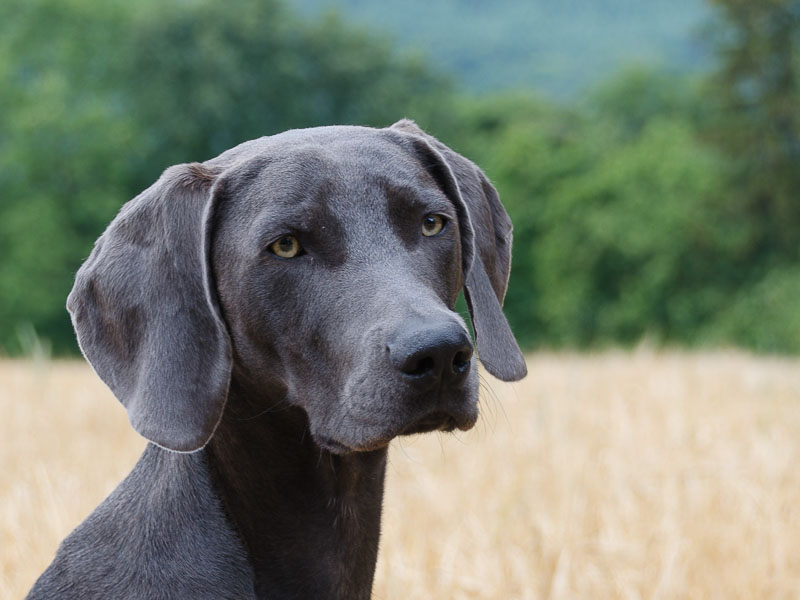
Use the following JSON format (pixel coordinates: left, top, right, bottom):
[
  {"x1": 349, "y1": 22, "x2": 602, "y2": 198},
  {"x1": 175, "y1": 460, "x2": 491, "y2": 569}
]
[{"x1": 67, "y1": 121, "x2": 526, "y2": 453}]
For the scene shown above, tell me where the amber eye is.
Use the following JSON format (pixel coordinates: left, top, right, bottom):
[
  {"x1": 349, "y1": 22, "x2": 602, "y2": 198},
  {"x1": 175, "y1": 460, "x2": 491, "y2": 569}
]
[
  {"x1": 421, "y1": 214, "x2": 446, "y2": 237},
  {"x1": 269, "y1": 235, "x2": 302, "y2": 258}
]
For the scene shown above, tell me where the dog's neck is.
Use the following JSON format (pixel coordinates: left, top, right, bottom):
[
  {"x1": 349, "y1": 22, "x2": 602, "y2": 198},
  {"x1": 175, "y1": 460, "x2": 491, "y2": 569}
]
[{"x1": 205, "y1": 385, "x2": 388, "y2": 600}]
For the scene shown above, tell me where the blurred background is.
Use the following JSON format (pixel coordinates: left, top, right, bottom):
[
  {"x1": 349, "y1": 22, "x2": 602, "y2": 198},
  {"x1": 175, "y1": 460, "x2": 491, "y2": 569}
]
[
  {"x1": 4, "y1": 2, "x2": 800, "y2": 598},
  {"x1": 2, "y1": 0, "x2": 799, "y2": 357}
]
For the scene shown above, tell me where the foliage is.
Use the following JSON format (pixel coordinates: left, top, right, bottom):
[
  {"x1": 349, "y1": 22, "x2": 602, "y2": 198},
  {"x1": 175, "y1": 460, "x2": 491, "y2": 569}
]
[
  {"x1": 2, "y1": 0, "x2": 799, "y2": 356},
  {"x1": 433, "y1": 0, "x2": 800, "y2": 354},
  {"x1": 707, "y1": 266, "x2": 800, "y2": 353},
  {"x1": 703, "y1": 0, "x2": 800, "y2": 261},
  {"x1": 0, "y1": 0, "x2": 451, "y2": 353},
  {"x1": 438, "y1": 78, "x2": 734, "y2": 349}
]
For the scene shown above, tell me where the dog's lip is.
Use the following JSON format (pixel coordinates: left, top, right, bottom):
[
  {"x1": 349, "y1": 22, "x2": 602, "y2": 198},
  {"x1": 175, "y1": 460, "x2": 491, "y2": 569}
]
[
  {"x1": 314, "y1": 401, "x2": 479, "y2": 454},
  {"x1": 399, "y1": 409, "x2": 477, "y2": 436},
  {"x1": 399, "y1": 411, "x2": 456, "y2": 435}
]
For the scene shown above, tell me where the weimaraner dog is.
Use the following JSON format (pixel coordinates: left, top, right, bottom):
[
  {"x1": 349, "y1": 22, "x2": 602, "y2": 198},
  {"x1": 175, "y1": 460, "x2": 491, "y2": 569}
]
[{"x1": 27, "y1": 120, "x2": 526, "y2": 599}]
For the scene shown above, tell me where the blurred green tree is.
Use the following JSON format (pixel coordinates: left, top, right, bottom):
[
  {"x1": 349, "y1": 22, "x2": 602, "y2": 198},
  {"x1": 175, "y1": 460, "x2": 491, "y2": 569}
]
[
  {"x1": 438, "y1": 80, "x2": 730, "y2": 349},
  {"x1": 3, "y1": 0, "x2": 800, "y2": 357},
  {"x1": 704, "y1": 0, "x2": 800, "y2": 260},
  {"x1": 0, "y1": 0, "x2": 450, "y2": 354},
  {"x1": 696, "y1": 0, "x2": 800, "y2": 351}
]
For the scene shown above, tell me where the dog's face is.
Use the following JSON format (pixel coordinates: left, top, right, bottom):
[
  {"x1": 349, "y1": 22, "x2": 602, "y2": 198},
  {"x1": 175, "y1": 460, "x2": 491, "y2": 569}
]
[
  {"x1": 212, "y1": 133, "x2": 476, "y2": 452},
  {"x1": 67, "y1": 122, "x2": 526, "y2": 453}
]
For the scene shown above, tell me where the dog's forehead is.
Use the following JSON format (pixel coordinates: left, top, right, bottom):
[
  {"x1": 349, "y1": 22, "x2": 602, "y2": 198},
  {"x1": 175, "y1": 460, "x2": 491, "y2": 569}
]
[
  {"x1": 214, "y1": 125, "x2": 409, "y2": 166},
  {"x1": 219, "y1": 127, "x2": 443, "y2": 228},
  {"x1": 251, "y1": 128, "x2": 429, "y2": 186}
]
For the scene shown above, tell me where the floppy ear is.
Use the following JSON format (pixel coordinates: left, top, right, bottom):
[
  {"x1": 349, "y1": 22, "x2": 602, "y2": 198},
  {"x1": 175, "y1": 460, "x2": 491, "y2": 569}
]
[
  {"x1": 67, "y1": 164, "x2": 232, "y2": 452},
  {"x1": 390, "y1": 119, "x2": 527, "y2": 381}
]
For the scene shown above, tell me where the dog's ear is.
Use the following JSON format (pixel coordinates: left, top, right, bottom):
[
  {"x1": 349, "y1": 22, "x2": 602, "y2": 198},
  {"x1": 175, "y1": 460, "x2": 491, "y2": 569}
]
[
  {"x1": 390, "y1": 119, "x2": 527, "y2": 381},
  {"x1": 67, "y1": 164, "x2": 232, "y2": 452}
]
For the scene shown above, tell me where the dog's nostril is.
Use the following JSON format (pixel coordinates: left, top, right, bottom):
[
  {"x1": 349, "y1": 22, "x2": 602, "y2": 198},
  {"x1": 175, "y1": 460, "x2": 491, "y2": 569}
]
[
  {"x1": 404, "y1": 356, "x2": 436, "y2": 377},
  {"x1": 452, "y1": 350, "x2": 471, "y2": 374}
]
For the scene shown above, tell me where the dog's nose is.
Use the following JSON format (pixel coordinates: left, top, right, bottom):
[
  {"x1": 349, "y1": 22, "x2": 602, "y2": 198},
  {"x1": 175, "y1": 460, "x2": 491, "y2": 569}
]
[{"x1": 389, "y1": 321, "x2": 473, "y2": 385}]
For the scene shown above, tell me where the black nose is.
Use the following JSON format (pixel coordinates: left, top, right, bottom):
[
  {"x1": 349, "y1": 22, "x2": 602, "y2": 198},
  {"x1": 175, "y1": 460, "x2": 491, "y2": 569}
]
[{"x1": 388, "y1": 321, "x2": 473, "y2": 386}]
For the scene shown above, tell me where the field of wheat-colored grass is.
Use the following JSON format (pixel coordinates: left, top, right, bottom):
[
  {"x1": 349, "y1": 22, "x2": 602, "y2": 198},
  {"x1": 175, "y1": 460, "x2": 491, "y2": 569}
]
[{"x1": 3, "y1": 351, "x2": 800, "y2": 599}]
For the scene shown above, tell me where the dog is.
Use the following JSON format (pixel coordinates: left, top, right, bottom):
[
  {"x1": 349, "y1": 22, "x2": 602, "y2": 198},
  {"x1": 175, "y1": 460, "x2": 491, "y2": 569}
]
[{"x1": 27, "y1": 119, "x2": 526, "y2": 599}]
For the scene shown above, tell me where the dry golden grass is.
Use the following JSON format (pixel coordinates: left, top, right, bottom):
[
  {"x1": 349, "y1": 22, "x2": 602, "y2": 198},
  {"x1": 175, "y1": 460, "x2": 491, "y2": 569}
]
[{"x1": 3, "y1": 351, "x2": 800, "y2": 599}]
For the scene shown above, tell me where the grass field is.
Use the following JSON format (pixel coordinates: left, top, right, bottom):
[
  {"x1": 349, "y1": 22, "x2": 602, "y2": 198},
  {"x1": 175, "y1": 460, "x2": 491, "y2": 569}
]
[{"x1": 3, "y1": 351, "x2": 800, "y2": 599}]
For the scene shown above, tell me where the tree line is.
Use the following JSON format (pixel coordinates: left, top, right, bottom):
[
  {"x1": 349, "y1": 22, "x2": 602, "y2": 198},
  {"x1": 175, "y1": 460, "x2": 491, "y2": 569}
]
[{"x1": 1, "y1": 0, "x2": 798, "y2": 354}]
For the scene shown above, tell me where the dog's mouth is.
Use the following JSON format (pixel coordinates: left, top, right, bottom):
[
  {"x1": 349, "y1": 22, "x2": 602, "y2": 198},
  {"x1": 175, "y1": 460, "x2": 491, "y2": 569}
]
[
  {"x1": 315, "y1": 412, "x2": 466, "y2": 454},
  {"x1": 314, "y1": 401, "x2": 479, "y2": 455},
  {"x1": 399, "y1": 411, "x2": 459, "y2": 436}
]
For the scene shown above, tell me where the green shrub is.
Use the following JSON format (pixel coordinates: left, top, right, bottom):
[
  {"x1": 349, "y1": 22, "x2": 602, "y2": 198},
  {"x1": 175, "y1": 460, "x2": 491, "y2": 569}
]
[{"x1": 706, "y1": 267, "x2": 800, "y2": 354}]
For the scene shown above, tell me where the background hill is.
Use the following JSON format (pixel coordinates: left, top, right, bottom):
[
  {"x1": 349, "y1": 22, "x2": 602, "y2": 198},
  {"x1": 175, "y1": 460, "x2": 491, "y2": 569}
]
[{"x1": 294, "y1": 0, "x2": 710, "y2": 96}]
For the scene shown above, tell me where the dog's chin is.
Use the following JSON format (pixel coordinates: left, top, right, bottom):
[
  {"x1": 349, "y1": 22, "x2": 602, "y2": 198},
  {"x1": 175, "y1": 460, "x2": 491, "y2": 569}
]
[{"x1": 313, "y1": 409, "x2": 479, "y2": 455}]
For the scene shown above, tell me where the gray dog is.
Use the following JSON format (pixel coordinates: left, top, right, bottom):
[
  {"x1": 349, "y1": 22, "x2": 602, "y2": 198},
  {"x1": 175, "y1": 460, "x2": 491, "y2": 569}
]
[{"x1": 27, "y1": 120, "x2": 526, "y2": 599}]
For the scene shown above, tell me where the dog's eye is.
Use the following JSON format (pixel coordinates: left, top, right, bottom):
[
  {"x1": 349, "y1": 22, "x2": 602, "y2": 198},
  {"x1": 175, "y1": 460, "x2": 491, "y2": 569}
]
[
  {"x1": 269, "y1": 235, "x2": 303, "y2": 258},
  {"x1": 421, "y1": 214, "x2": 446, "y2": 237}
]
